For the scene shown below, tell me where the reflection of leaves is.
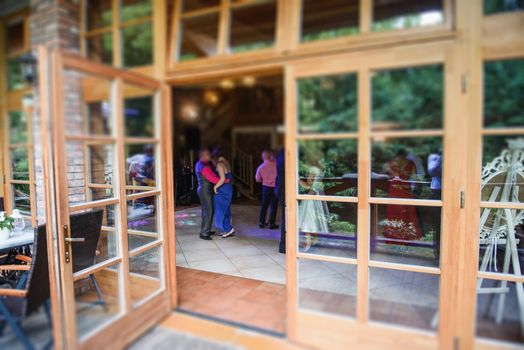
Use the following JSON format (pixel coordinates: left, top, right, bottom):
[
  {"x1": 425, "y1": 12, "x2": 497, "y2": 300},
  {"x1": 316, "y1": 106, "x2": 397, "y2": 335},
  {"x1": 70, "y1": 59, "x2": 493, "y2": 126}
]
[{"x1": 484, "y1": 0, "x2": 524, "y2": 14}]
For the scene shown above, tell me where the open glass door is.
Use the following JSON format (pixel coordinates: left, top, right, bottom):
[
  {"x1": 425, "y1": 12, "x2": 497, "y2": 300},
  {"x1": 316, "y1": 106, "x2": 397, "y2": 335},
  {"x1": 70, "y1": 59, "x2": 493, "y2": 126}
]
[{"x1": 45, "y1": 49, "x2": 175, "y2": 349}]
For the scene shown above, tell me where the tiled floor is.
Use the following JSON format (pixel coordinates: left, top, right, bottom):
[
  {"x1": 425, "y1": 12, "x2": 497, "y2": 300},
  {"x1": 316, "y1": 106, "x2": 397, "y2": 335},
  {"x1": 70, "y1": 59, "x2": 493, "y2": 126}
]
[
  {"x1": 177, "y1": 267, "x2": 286, "y2": 334},
  {"x1": 175, "y1": 204, "x2": 286, "y2": 284}
]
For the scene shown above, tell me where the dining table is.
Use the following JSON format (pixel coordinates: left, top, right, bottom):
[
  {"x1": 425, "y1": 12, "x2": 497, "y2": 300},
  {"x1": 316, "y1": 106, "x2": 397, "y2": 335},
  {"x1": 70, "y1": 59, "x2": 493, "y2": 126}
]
[{"x1": 0, "y1": 227, "x2": 34, "y2": 254}]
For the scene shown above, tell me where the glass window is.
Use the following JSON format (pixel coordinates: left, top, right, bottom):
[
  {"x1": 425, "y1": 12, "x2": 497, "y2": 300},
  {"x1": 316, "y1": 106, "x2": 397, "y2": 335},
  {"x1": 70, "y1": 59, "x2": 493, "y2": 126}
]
[
  {"x1": 476, "y1": 279, "x2": 523, "y2": 343},
  {"x1": 127, "y1": 196, "x2": 159, "y2": 250},
  {"x1": 370, "y1": 203, "x2": 441, "y2": 267},
  {"x1": 129, "y1": 246, "x2": 162, "y2": 305},
  {"x1": 10, "y1": 147, "x2": 30, "y2": 181},
  {"x1": 298, "y1": 73, "x2": 358, "y2": 134},
  {"x1": 229, "y1": 1, "x2": 277, "y2": 53},
  {"x1": 179, "y1": 13, "x2": 219, "y2": 61},
  {"x1": 86, "y1": 32, "x2": 113, "y2": 65},
  {"x1": 298, "y1": 139, "x2": 358, "y2": 197},
  {"x1": 370, "y1": 137, "x2": 443, "y2": 200},
  {"x1": 86, "y1": 0, "x2": 112, "y2": 30},
  {"x1": 372, "y1": 65, "x2": 444, "y2": 131},
  {"x1": 484, "y1": 59, "x2": 524, "y2": 128},
  {"x1": 125, "y1": 144, "x2": 157, "y2": 187},
  {"x1": 369, "y1": 268, "x2": 439, "y2": 330},
  {"x1": 372, "y1": 0, "x2": 444, "y2": 32},
  {"x1": 11, "y1": 183, "x2": 31, "y2": 216},
  {"x1": 298, "y1": 201, "x2": 357, "y2": 258},
  {"x1": 87, "y1": 144, "x2": 114, "y2": 185},
  {"x1": 6, "y1": 20, "x2": 25, "y2": 53},
  {"x1": 182, "y1": 0, "x2": 220, "y2": 12},
  {"x1": 87, "y1": 100, "x2": 112, "y2": 135},
  {"x1": 299, "y1": 259, "x2": 357, "y2": 317},
  {"x1": 301, "y1": 0, "x2": 359, "y2": 42},
  {"x1": 124, "y1": 95, "x2": 154, "y2": 137},
  {"x1": 8, "y1": 111, "x2": 28, "y2": 144},
  {"x1": 122, "y1": 22, "x2": 153, "y2": 67},
  {"x1": 484, "y1": 0, "x2": 524, "y2": 15},
  {"x1": 120, "y1": 0, "x2": 152, "y2": 22},
  {"x1": 7, "y1": 57, "x2": 24, "y2": 91}
]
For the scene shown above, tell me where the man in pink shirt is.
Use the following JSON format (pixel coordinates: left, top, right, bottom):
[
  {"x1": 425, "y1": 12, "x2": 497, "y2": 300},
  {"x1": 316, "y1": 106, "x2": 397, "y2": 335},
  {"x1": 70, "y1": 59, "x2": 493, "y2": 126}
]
[{"x1": 255, "y1": 150, "x2": 278, "y2": 229}]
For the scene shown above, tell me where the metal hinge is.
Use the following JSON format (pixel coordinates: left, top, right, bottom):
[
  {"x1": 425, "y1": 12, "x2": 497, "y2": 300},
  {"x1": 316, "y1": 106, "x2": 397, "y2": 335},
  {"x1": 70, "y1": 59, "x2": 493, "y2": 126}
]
[
  {"x1": 461, "y1": 74, "x2": 468, "y2": 94},
  {"x1": 460, "y1": 190, "x2": 465, "y2": 209},
  {"x1": 454, "y1": 336, "x2": 461, "y2": 350}
]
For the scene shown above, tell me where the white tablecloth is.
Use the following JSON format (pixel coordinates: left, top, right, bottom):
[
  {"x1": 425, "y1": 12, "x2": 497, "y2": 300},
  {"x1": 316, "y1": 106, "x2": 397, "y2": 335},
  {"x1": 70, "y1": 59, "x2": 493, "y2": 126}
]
[{"x1": 0, "y1": 227, "x2": 34, "y2": 252}]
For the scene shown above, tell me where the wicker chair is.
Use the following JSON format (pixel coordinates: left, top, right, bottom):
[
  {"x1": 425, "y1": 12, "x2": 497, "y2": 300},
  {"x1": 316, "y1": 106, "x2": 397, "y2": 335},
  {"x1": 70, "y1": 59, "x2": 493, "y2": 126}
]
[
  {"x1": 0, "y1": 225, "x2": 52, "y2": 350},
  {"x1": 69, "y1": 210, "x2": 105, "y2": 307}
]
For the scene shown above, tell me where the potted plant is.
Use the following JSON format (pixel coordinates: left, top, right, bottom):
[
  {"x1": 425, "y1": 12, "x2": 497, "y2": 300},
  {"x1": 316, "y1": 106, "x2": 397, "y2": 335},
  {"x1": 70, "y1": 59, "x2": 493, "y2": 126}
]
[{"x1": 0, "y1": 211, "x2": 15, "y2": 242}]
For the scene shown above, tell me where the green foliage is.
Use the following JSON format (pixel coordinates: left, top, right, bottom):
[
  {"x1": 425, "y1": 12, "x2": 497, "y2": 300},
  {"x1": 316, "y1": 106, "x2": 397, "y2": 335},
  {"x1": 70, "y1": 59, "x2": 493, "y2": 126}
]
[
  {"x1": 484, "y1": 0, "x2": 524, "y2": 14},
  {"x1": 302, "y1": 27, "x2": 359, "y2": 43},
  {"x1": 122, "y1": 22, "x2": 153, "y2": 67},
  {"x1": 484, "y1": 59, "x2": 524, "y2": 127},
  {"x1": 8, "y1": 111, "x2": 27, "y2": 144},
  {"x1": 372, "y1": 65, "x2": 443, "y2": 130},
  {"x1": 7, "y1": 58, "x2": 25, "y2": 91},
  {"x1": 125, "y1": 96, "x2": 154, "y2": 137},
  {"x1": 0, "y1": 212, "x2": 15, "y2": 231},
  {"x1": 298, "y1": 74, "x2": 358, "y2": 133}
]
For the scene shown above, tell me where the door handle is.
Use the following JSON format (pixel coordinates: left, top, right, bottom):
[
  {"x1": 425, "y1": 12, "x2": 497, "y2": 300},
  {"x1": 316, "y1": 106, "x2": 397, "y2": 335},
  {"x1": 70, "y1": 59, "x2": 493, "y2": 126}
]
[{"x1": 64, "y1": 237, "x2": 85, "y2": 243}]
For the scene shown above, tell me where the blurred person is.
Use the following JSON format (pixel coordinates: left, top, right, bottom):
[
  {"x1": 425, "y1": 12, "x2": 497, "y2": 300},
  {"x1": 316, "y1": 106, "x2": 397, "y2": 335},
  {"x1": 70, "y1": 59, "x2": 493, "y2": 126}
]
[
  {"x1": 382, "y1": 148, "x2": 422, "y2": 240},
  {"x1": 128, "y1": 144, "x2": 155, "y2": 187},
  {"x1": 275, "y1": 148, "x2": 286, "y2": 254},
  {"x1": 298, "y1": 165, "x2": 329, "y2": 252},
  {"x1": 255, "y1": 150, "x2": 278, "y2": 229},
  {"x1": 428, "y1": 148, "x2": 443, "y2": 257},
  {"x1": 213, "y1": 149, "x2": 235, "y2": 238},
  {"x1": 195, "y1": 148, "x2": 222, "y2": 240}
]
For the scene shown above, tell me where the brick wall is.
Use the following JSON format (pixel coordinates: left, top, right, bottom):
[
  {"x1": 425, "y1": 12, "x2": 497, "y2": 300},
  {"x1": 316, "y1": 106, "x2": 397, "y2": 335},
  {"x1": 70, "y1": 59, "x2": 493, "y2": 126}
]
[{"x1": 30, "y1": 0, "x2": 82, "y2": 223}]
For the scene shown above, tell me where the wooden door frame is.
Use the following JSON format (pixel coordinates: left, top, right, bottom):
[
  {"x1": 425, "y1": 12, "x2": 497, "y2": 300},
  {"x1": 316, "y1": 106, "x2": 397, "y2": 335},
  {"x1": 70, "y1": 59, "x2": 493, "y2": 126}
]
[{"x1": 41, "y1": 48, "x2": 176, "y2": 350}]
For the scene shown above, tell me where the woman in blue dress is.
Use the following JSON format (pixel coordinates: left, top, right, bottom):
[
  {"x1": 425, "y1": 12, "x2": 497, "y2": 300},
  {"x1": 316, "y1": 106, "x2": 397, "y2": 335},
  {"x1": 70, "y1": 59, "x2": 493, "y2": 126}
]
[{"x1": 213, "y1": 154, "x2": 235, "y2": 238}]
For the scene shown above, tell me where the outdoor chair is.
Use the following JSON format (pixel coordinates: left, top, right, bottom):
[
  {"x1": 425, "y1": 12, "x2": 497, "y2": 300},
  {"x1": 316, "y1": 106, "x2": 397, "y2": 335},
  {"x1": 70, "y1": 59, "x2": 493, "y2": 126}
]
[
  {"x1": 0, "y1": 225, "x2": 52, "y2": 350},
  {"x1": 69, "y1": 210, "x2": 106, "y2": 308}
]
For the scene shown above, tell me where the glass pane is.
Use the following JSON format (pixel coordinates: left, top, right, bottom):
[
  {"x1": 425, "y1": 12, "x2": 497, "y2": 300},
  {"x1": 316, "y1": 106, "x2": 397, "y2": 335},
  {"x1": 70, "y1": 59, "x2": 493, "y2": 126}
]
[
  {"x1": 11, "y1": 184, "x2": 31, "y2": 216},
  {"x1": 88, "y1": 144, "x2": 114, "y2": 185},
  {"x1": 370, "y1": 204, "x2": 440, "y2": 267},
  {"x1": 126, "y1": 144, "x2": 156, "y2": 187},
  {"x1": 69, "y1": 208, "x2": 118, "y2": 269},
  {"x1": 75, "y1": 263, "x2": 122, "y2": 339},
  {"x1": 129, "y1": 246, "x2": 162, "y2": 305},
  {"x1": 124, "y1": 90, "x2": 154, "y2": 137},
  {"x1": 182, "y1": 0, "x2": 220, "y2": 12},
  {"x1": 86, "y1": 0, "x2": 112, "y2": 30},
  {"x1": 87, "y1": 100, "x2": 112, "y2": 135},
  {"x1": 476, "y1": 279, "x2": 523, "y2": 343},
  {"x1": 10, "y1": 147, "x2": 29, "y2": 180},
  {"x1": 66, "y1": 142, "x2": 87, "y2": 205},
  {"x1": 6, "y1": 20, "x2": 24, "y2": 53},
  {"x1": 484, "y1": 0, "x2": 524, "y2": 15},
  {"x1": 230, "y1": 1, "x2": 277, "y2": 53},
  {"x1": 179, "y1": 13, "x2": 219, "y2": 61},
  {"x1": 298, "y1": 201, "x2": 357, "y2": 258},
  {"x1": 127, "y1": 196, "x2": 158, "y2": 250},
  {"x1": 298, "y1": 259, "x2": 357, "y2": 317},
  {"x1": 90, "y1": 187, "x2": 114, "y2": 201},
  {"x1": 122, "y1": 22, "x2": 153, "y2": 67},
  {"x1": 371, "y1": 137, "x2": 442, "y2": 200},
  {"x1": 298, "y1": 73, "x2": 358, "y2": 133},
  {"x1": 301, "y1": 0, "x2": 359, "y2": 42},
  {"x1": 120, "y1": 0, "x2": 152, "y2": 22},
  {"x1": 86, "y1": 32, "x2": 113, "y2": 65},
  {"x1": 63, "y1": 70, "x2": 112, "y2": 135},
  {"x1": 372, "y1": 0, "x2": 444, "y2": 31},
  {"x1": 372, "y1": 65, "x2": 443, "y2": 131},
  {"x1": 298, "y1": 139, "x2": 358, "y2": 197},
  {"x1": 478, "y1": 206, "x2": 524, "y2": 276},
  {"x1": 369, "y1": 268, "x2": 439, "y2": 330},
  {"x1": 7, "y1": 57, "x2": 24, "y2": 91},
  {"x1": 8, "y1": 111, "x2": 28, "y2": 144},
  {"x1": 481, "y1": 136, "x2": 524, "y2": 204},
  {"x1": 484, "y1": 59, "x2": 524, "y2": 128}
]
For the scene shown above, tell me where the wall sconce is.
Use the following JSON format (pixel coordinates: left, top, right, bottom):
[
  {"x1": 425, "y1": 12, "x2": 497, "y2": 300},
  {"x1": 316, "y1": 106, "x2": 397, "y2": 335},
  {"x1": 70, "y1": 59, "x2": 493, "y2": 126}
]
[{"x1": 18, "y1": 53, "x2": 38, "y2": 85}]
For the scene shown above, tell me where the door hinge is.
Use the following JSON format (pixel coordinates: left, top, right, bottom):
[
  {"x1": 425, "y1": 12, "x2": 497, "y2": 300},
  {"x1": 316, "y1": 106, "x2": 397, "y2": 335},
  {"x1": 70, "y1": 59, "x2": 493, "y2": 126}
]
[
  {"x1": 454, "y1": 336, "x2": 461, "y2": 350},
  {"x1": 460, "y1": 190, "x2": 465, "y2": 209},
  {"x1": 461, "y1": 74, "x2": 468, "y2": 94}
]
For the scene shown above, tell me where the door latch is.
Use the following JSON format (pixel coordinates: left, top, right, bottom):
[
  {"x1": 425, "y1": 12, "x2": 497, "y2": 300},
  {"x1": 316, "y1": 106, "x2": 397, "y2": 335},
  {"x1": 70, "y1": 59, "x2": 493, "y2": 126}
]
[
  {"x1": 460, "y1": 190, "x2": 465, "y2": 209},
  {"x1": 63, "y1": 224, "x2": 71, "y2": 263}
]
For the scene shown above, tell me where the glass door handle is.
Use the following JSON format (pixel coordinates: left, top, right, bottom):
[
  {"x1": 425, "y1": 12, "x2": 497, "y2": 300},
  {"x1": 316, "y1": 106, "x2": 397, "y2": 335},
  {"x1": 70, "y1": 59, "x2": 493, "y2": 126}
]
[{"x1": 64, "y1": 237, "x2": 85, "y2": 243}]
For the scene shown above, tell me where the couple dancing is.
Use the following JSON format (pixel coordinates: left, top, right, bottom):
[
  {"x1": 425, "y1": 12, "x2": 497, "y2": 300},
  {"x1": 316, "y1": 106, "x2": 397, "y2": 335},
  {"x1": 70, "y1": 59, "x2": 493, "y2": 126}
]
[{"x1": 196, "y1": 148, "x2": 235, "y2": 240}]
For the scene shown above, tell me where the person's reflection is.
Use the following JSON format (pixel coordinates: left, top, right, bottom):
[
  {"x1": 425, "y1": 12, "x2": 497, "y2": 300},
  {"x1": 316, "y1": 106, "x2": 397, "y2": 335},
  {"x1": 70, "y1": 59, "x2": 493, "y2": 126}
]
[
  {"x1": 428, "y1": 148, "x2": 442, "y2": 258},
  {"x1": 298, "y1": 164, "x2": 330, "y2": 252},
  {"x1": 381, "y1": 148, "x2": 422, "y2": 240},
  {"x1": 128, "y1": 144, "x2": 155, "y2": 187}
]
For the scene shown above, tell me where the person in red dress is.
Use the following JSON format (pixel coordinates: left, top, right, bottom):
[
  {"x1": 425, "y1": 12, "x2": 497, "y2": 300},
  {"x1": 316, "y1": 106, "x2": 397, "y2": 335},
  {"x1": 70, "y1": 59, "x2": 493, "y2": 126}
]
[{"x1": 382, "y1": 148, "x2": 422, "y2": 240}]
